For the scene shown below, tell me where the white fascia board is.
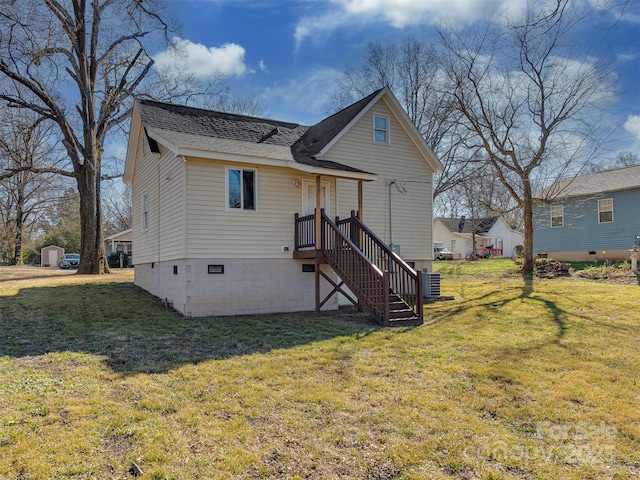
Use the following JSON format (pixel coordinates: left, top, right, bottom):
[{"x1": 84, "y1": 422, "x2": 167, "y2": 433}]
[
  {"x1": 178, "y1": 147, "x2": 291, "y2": 168},
  {"x1": 123, "y1": 103, "x2": 142, "y2": 184},
  {"x1": 105, "y1": 228, "x2": 133, "y2": 241},
  {"x1": 146, "y1": 129, "x2": 180, "y2": 156},
  {"x1": 286, "y1": 161, "x2": 377, "y2": 181}
]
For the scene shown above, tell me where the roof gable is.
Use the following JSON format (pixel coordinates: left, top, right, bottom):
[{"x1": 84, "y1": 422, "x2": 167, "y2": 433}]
[
  {"x1": 295, "y1": 87, "x2": 443, "y2": 174},
  {"x1": 436, "y1": 216, "x2": 499, "y2": 235}
]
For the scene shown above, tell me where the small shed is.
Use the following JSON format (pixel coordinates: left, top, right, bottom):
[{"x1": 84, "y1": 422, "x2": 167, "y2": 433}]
[{"x1": 40, "y1": 245, "x2": 64, "y2": 267}]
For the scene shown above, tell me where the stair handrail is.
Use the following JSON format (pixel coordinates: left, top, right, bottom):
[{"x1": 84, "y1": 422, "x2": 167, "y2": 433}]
[
  {"x1": 320, "y1": 211, "x2": 389, "y2": 323},
  {"x1": 339, "y1": 211, "x2": 423, "y2": 321}
]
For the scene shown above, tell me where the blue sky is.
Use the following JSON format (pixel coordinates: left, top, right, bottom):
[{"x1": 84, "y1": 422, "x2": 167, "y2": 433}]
[{"x1": 157, "y1": 0, "x2": 640, "y2": 154}]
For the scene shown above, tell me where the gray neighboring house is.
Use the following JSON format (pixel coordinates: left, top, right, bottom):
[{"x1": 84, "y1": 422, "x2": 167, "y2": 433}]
[{"x1": 533, "y1": 165, "x2": 640, "y2": 261}]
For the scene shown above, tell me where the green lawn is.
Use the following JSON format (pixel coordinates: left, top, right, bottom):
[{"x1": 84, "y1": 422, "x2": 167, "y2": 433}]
[{"x1": 0, "y1": 265, "x2": 639, "y2": 479}]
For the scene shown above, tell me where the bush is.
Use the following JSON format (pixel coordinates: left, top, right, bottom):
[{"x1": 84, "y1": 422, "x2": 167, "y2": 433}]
[
  {"x1": 107, "y1": 251, "x2": 129, "y2": 268},
  {"x1": 514, "y1": 245, "x2": 524, "y2": 258}
]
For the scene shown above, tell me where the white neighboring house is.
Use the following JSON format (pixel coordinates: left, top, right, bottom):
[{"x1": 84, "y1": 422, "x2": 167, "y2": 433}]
[
  {"x1": 124, "y1": 88, "x2": 443, "y2": 324},
  {"x1": 105, "y1": 229, "x2": 133, "y2": 259},
  {"x1": 434, "y1": 216, "x2": 524, "y2": 259}
]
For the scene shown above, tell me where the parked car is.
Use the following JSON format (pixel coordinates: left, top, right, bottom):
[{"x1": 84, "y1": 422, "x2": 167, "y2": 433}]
[
  {"x1": 59, "y1": 253, "x2": 80, "y2": 269},
  {"x1": 434, "y1": 246, "x2": 454, "y2": 260}
]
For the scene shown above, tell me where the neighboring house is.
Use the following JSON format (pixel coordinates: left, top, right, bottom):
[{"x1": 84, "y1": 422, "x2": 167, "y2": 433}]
[
  {"x1": 40, "y1": 245, "x2": 64, "y2": 267},
  {"x1": 105, "y1": 229, "x2": 133, "y2": 259},
  {"x1": 434, "y1": 216, "x2": 524, "y2": 259},
  {"x1": 124, "y1": 87, "x2": 443, "y2": 325},
  {"x1": 533, "y1": 165, "x2": 640, "y2": 261}
]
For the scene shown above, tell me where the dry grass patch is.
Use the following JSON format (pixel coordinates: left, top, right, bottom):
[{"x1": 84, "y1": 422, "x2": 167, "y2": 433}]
[{"x1": 0, "y1": 265, "x2": 639, "y2": 479}]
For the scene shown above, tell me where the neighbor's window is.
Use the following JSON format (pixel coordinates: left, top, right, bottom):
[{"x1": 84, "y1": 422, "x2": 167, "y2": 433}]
[
  {"x1": 142, "y1": 193, "x2": 149, "y2": 231},
  {"x1": 227, "y1": 167, "x2": 256, "y2": 210},
  {"x1": 551, "y1": 205, "x2": 563, "y2": 228},
  {"x1": 373, "y1": 113, "x2": 390, "y2": 144},
  {"x1": 598, "y1": 198, "x2": 613, "y2": 223}
]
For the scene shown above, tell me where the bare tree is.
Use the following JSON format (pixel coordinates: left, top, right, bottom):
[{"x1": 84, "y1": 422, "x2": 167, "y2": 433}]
[
  {"x1": 439, "y1": 0, "x2": 614, "y2": 274},
  {"x1": 0, "y1": 107, "x2": 62, "y2": 265},
  {"x1": 0, "y1": 0, "x2": 174, "y2": 273},
  {"x1": 102, "y1": 182, "x2": 131, "y2": 236},
  {"x1": 587, "y1": 151, "x2": 640, "y2": 172},
  {"x1": 329, "y1": 37, "x2": 474, "y2": 200}
]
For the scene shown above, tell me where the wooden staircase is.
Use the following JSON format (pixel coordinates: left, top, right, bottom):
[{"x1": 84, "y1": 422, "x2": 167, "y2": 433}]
[{"x1": 294, "y1": 210, "x2": 423, "y2": 327}]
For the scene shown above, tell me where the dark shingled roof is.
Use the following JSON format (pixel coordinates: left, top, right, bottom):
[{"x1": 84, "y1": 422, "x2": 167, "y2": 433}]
[
  {"x1": 293, "y1": 89, "x2": 383, "y2": 157},
  {"x1": 437, "y1": 217, "x2": 499, "y2": 235},
  {"x1": 137, "y1": 100, "x2": 308, "y2": 146},
  {"x1": 136, "y1": 95, "x2": 380, "y2": 175}
]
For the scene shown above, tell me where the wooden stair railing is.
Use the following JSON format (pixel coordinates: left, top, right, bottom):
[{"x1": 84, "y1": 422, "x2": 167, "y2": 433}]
[
  {"x1": 305, "y1": 211, "x2": 422, "y2": 326},
  {"x1": 335, "y1": 211, "x2": 423, "y2": 324}
]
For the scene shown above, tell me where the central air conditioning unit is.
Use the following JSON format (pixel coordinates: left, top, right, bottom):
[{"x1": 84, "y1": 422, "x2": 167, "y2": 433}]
[{"x1": 422, "y1": 270, "x2": 441, "y2": 298}]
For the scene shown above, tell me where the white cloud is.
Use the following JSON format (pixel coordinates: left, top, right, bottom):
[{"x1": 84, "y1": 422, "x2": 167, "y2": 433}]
[
  {"x1": 259, "y1": 66, "x2": 344, "y2": 124},
  {"x1": 258, "y1": 60, "x2": 267, "y2": 72},
  {"x1": 154, "y1": 37, "x2": 251, "y2": 79},
  {"x1": 294, "y1": 0, "x2": 532, "y2": 49},
  {"x1": 624, "y1": 115, "x2": 640, "y2": 147}
]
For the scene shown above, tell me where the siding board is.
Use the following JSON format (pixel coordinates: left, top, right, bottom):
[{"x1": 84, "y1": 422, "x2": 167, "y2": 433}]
[
  {"x1": 328, "y1": 99, "x2": 434, "y2": 260},
  {"x1": 533, "y1": 189, "x2": 640, "y2": 253},
  {"x1": 185, "y1": 160, "x2": 334, "y2": 258}
]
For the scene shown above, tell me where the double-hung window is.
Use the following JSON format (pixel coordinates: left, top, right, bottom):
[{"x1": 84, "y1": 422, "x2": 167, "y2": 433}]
[
  {"x1": 142, "y1": 193, "x2": 149, "y2": 231},
  {"x1": 227, "y1": 167, "x2": 256, "y2": 211},
  {"x1": 373, "y1": 113, "x2": 390, "y2": 144},
  {"x1": 598, "y1": 198, "x2": 613, "y2": 223},
  {"x1": 550, "y1": 205, "x2": 563, "y2": 228}
]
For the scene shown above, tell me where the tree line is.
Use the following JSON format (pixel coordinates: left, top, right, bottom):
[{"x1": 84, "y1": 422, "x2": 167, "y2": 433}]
[{"x1": 0, "y1": 0, "x2": 634, "y2": 274}]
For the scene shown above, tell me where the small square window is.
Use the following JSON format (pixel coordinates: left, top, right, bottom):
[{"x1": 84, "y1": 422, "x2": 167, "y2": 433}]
[{"x1": 373, "y1": 114, "x2": 389, "y2": 144}]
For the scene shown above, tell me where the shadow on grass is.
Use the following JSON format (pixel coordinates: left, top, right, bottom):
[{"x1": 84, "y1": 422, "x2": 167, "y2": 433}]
[
  {"x1": 519, "y1": 278, "x2": 567, "y2": 340},
  {"x1": 0, "y1": 282, "x2": 378, "y2": 375},
  {"x1": 426, "y1": 279, "x2": 568, "y2": 348}
]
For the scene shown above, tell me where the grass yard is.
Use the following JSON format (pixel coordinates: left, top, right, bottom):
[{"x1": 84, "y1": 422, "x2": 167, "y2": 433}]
[{"x1": 0, "y1": 263, "x2": 639, "y2": 479}]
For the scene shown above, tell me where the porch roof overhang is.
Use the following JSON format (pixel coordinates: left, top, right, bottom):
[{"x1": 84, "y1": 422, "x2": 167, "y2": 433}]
[
  {"x1": 105, "y1": 228, "x2": 133, "y2": 242},
  {"x1": 141, "y1": 127, "x2": 377, "y2": 182}
]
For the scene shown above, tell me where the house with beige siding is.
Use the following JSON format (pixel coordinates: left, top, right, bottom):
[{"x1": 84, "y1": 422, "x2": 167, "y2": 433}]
[{"x1": 124, "y1": 88, "x2": 443, "y2": 325}]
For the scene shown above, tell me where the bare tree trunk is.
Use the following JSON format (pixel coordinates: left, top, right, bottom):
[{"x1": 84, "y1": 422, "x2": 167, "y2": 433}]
[
  {"x1": 77, "y1": 164, "x2": 108, "y2": 274},
  {"x1": 522, "y1": 181, "x2": 535, "y2": 274},
  {"x1": 13, "y1": 192, "x2": 24, "y2": 266}
]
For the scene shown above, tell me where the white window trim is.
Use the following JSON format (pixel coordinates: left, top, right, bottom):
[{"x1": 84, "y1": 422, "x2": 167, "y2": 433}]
[
  {"x1": 372, "y1": 112, "x2": 390, "y2": 145},
  {"x1": 142, "y1": 193, "x2": 149, "y2": 232},
  {"x1": 598, "y1": 198, "x2": 613, "y2": 224},
  {"x1": 550, "y1": 204, "x2": 563, "y2": 228},
  {"x1": 225, "y1": 166, "x2": 258, "y2": 212}
]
